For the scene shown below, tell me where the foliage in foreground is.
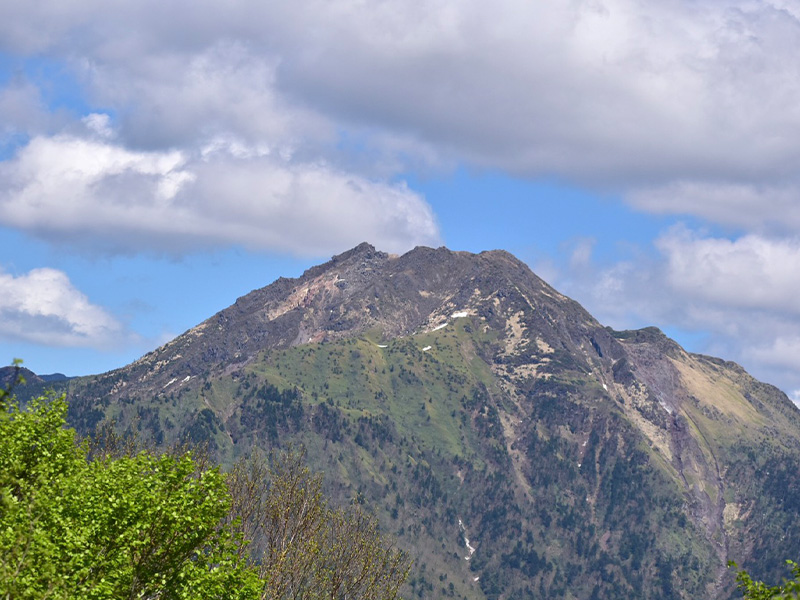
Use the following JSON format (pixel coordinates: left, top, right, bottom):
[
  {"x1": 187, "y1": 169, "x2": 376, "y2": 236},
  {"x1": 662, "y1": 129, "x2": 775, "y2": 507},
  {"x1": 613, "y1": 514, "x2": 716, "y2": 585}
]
[
  {"x1": 0, "y1": 383, "x2": 409, "y2": 600},
  {"x1": 732, "y1": 560, "x2": 800, "y2": 599},
  {"x1": 0, "y1": 391, "x2": 258, "y2": 599}
]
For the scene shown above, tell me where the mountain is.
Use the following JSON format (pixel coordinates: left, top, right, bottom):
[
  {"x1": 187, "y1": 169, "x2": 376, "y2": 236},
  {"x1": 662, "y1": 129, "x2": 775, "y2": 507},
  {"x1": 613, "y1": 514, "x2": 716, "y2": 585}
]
[
  {"x1": 17, "y1": 243, "x2": 800, "y2": 600},
  {"x1": 0, "y1": 366, "x2": 70, "y2": 389}
]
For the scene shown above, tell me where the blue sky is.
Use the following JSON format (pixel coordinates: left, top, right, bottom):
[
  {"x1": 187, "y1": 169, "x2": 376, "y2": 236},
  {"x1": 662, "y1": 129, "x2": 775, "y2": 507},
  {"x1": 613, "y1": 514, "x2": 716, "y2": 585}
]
[{"x1": 1, "y1": 1, "x2": 800, "y2": 402}]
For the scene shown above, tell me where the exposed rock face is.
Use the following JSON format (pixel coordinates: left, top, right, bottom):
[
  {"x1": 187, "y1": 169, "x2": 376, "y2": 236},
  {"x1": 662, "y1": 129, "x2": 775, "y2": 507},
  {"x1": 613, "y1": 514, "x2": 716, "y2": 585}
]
[{"x1": 21, "y1": 243, "x2": 800, "y2": 600}]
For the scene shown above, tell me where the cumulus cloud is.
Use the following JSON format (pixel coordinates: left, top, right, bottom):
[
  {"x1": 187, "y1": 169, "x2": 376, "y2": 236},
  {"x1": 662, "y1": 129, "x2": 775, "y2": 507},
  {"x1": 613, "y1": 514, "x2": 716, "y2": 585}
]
[
  {"x1": 657, "y1": 228, "x2": 800, "y2": 315},
  {"x1": 82, "y1": 113, "x2": 114, "y2": 139},
  {"x1": 84, "y1": 41, "x2": 332, "y2": 152},
  {"x1": 0, "y1": 267, "x2": 124, "y2": 347},
  {"x1": 0, "y1": 133, "x2": 440, "y2": 255}
]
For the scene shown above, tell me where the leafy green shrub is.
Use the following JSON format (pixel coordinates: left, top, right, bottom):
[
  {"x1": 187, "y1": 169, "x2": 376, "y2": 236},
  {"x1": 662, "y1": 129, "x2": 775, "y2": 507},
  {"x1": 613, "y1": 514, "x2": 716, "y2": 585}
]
[
  {"x1": 731, "y1": 560, "x2": 800, "y2": 599},
  {"x1": 0, "y1": 392, "x2": 259, "y2": 599}
]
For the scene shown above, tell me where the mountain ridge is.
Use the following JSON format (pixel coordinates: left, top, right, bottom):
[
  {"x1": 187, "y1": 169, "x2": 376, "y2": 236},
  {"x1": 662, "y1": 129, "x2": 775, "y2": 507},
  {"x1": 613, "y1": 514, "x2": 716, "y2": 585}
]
[
  {"x1": 15, "y1": 243, "x2": 800, "y2": 600},
  {"x1": 115, "y1": 243, "x2": 599, "y2": 393}
]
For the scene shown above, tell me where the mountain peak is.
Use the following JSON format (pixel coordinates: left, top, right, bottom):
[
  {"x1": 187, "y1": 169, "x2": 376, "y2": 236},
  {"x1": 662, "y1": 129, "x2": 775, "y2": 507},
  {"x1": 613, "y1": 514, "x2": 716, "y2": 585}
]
[
  {"x1": 332, "y1": 241, "x2": 381, "y2": 262},
  {"x1": 122, "y1": 243, "x2": 601, "y2": 388},
  {"x1": 299, "y1": 242, "x2": 388, "y2": 281}
]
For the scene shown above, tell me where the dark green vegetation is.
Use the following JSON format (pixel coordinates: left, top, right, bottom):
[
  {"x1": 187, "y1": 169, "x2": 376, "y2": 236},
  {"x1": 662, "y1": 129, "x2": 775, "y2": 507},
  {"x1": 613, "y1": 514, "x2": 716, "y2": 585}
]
[
  {"x1": 12, "y1": 243, "x2": 800, "y2": 599},
  {"x1": 0, "y1": 377, "x2": 409, "y2": 600}
]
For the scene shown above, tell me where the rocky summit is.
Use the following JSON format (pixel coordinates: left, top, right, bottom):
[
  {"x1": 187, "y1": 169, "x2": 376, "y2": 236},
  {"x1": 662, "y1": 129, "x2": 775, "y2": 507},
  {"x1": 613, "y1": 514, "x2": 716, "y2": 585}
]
[{"x1": 19, "y1": 243, "x2": 800, "y2": 599}]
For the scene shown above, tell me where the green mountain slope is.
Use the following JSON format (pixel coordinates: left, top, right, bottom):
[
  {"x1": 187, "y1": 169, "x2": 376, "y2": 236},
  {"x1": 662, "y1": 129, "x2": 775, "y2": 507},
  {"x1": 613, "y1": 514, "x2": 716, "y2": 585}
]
[{"x1": 19, "y1": 243, "x2": 800, "y2": 600}]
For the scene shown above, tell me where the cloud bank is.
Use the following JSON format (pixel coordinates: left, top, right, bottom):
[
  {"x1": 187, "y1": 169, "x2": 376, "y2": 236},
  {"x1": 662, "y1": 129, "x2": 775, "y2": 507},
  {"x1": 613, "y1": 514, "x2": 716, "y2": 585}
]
[
  {"x1": 2, "y1": 1, "x2": 799, "y2": 241},
  {"x1": 1, "y1": 1, "x2": 799, "y2": 241}
]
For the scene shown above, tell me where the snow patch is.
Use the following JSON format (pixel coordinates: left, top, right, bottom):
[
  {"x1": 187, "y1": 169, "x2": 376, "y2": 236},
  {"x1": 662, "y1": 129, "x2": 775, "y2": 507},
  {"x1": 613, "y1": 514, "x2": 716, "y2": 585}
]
[
  {"x1": 163, "y1": 378, "x2": 177, "y2": 388},
  {"x1": 602, "y1": 383, "x2": 608, "y2": 391},
  {"x1": 458, "y1": 518, "x2": 477, "y2": 560},
  {"x1": 376, "y1": 344, "x2": 388, "y2": 348},
  {"x1": 451, "y1": 310, "x2": 470, "y2": 319},
  {"x1": 182, "y1": 376, "x2": 191, "y2": 383},
  {"x1": 658, "y1": 398, "x2": 674, "y2": 414},
  {"x1": 474, "y1": 577, "x2": 480, "y2": 582},
  {"x1": 422, "y1": 346, "x2": 432, "y2": 352},
  {"x1": 430, "y1": 322, "x2": 448, "y2": 332}
]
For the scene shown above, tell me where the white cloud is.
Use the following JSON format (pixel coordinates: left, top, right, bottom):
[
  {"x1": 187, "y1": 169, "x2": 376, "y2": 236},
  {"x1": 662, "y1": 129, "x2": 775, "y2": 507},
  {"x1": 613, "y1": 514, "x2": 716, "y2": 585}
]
[
  {"x1": 0, "y1": 135, "x2": 191, "y2": 247},
  {"x1": 747, "y1": 335, "x2": 800, "y2": 372},
  {"x1": 0, "y1": 133, "x2": 440, "y2": 255},
  {"x1": 657, "y1": 228, "x2": 800, "y2": 316},
  {"x1": 82, "y1": 113, "x2": 114, "y2": 139},
  {"x1": 84, "y1": 41, "x2": 332, "y2": 152},
  {"x1": 627, "y1": 182, "x2": 800, "y2": 235},
  {"x1": 0, "y1": 267, "x2": 124, "y2": 347}
]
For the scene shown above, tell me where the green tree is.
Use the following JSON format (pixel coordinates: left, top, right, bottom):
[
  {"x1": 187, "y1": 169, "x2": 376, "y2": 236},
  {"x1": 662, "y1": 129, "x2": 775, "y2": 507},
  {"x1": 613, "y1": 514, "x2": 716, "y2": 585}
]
[
  {"x1": 0, "y1": 391, "x2": 260, "y2": 600},
  {"x1": 731, "y1": 560, "x2": 800, "y2": 599}
]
